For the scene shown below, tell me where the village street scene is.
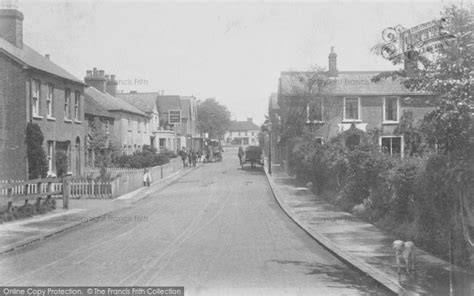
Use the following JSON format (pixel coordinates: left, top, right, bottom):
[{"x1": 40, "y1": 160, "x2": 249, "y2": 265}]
[{"x1": 0, "y1": 0, "x2": 473, "y2": 295}]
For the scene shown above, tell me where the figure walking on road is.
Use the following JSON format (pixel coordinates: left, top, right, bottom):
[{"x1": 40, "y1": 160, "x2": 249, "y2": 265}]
[{"x1": 238, "y1": 146, "x2": 245, "y2": 165}]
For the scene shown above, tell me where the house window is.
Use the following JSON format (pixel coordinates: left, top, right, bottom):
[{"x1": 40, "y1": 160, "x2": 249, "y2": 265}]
[
  {"x1": 381, "y1": 136, "x2": 402, "y2": 156},
  {"x1": 384, "y1": 97, "x2": 399, "y2": 122},
  {"x1": 74, "y1": 91, "x2": 80, "y2": 121},
  {"x1": 159, "y1": 138, "x2": 166, "y2": 149},
  {"x1": 245, "y1": 131, "x2": 248, "y2": 136},
  {"x1": 46, "y1": 84, "x2": 54, "y2": 118},
  {"x1": 32, "y1": 80, "x2": 40, "y2": 117},
  {"x1": 137, "y1": 119, "x2": 141, "y2": 133},
  {"x1": 344, "y1": 97, "x2": 360, "y2": 121},
  {"x1": 105, "y1": 120, "x2": 110, "y2": 134},
  {"x1": 128, "y1": 117, "x2": 131, "y2": 130},
  {"x1": 64, "y1": 88, "x2": 71, "y2": 119}
]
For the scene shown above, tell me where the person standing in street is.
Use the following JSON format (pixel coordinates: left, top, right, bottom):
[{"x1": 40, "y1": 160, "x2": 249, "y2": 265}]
[{"x1": 143, "y1": 168, "x2": 152, "y2": 187}]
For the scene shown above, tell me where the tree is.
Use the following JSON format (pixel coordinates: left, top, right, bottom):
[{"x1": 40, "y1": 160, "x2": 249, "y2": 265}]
[
  {"x1": 278, "y1": 66, "x2": 332, "y2": 142},
  {"x1": 196, "y1": 98, "x2": 231, "y2": 139},
  {"x1": 25, "y1": 123, "x2": 48, "y2": 179},
  {"x1": 87, "y1": 117, "x2": 114, "y2": 178},
  {"x1": 373, "y1": 5, "x2": 474, "y2": 263}
]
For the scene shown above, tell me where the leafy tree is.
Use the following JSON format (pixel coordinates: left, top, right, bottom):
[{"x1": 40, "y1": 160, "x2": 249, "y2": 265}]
[
  {"x1": 25, "y1": 123, "x2": 48, "y2": 179},
  {"x1": 87, "y1": 117, "x2": 116, "y2": 178},
  {"x1": 277, "y1": 66, "x2": 332, "y2": 142},
  {"x1": 373, "y1": 5, "x2": 474, "y2": 262},
  {"x1": 196, "y1": 98, "x2": 231, "y2": 139}
]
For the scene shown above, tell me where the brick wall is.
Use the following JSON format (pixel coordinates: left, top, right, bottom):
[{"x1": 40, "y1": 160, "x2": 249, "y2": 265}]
[{"x1": 0, "y1": 54, "x2": 27, "y2": 179}]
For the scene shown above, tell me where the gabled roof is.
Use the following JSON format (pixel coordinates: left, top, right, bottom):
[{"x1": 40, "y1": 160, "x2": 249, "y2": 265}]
[
  {"x1": 84, "y1": 92, "x2": 114, "y2": 119},
  {"x1": 85, "y1": 87, "x2": 148, "y2": 117},
  {"x1": 280, "y1": 71, "x2": 432, "y2": 96},
  {"x1": 228, "y1": 120, "x2": 260, "y2": 132},
  {"x1": 0, "y1": 38, "x2": 83, "y2": 84},
  {"x1": 157, "y1": 95, "x2": 181, "y2": 114},
  {"x1": 117, "y1": 92, "x2": 159, "y2": 114}
]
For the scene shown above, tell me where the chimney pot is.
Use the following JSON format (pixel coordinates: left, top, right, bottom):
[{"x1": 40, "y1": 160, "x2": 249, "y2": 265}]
[
  {"x1": 93, "y1": 68, "x2": 98, "y2": 76},
  {"x1": 45, "y1": 54, "x2": 50, "y2": 60},
  {"x1": 111, "y1": 74, "x2": 116, "y2": 81},
  {"x1": 86, "y1": 70, "x2": 92, "y2": 76},
  {"x1": 98, "y1": 70, "x2": 105, "y2": 77}
]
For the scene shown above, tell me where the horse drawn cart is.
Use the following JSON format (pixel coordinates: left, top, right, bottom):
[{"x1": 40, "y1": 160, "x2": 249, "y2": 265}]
[{"x1": 240, "y1": 145, "x2": 264, "y2": 169}]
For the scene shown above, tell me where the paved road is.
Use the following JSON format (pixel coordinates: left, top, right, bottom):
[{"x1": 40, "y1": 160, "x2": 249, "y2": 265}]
[{"x1": 0, "y1": 151, "x2": 390, "y2": 295}]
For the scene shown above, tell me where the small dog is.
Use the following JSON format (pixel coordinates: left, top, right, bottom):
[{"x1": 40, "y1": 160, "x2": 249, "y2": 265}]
[{"x1": 393, "y1": 240, "x2": 416, "y2": 274}]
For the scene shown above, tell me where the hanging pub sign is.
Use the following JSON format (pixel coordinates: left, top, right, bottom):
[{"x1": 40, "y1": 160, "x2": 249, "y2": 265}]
[
  {"x1": 380, "y1": 18, "x2": 455, "y2": 60},
  {"x1": 168, "y1": 110, "x2": 181, "y2": 124}
]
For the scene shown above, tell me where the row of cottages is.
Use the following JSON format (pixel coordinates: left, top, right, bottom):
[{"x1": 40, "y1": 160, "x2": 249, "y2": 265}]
[
  {"x1": 83, "y1": 69, "x2": 151, "y2": 157},
  {"x1": 117, "y1": 92, "x2": 199, "y2": 152},
  {"x1": 0, "y1": 7, "x2": 86, "y2": 179},
  {"x1": 224, "y1": 118, "x2": 260, "y2": 146},
  {"x1": 273, "y1": 47, "x2": 434, "y2": 163}
]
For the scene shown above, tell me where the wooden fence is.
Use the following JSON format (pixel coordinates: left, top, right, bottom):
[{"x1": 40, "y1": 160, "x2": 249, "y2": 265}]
[
  {"x1": 0, "y1": 158, "x2": 182, "y2": 209},
  {"x1": 82, "y1": 167, "x2": 142, "y2": 178},
  {"x1": 0, "y1": 177, "x2": 69, "y2": 212}
]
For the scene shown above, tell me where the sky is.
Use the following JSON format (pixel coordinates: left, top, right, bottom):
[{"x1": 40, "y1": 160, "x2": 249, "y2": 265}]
[{"x1": 16, "y1": 0, "x2": 468, "y2": 125}]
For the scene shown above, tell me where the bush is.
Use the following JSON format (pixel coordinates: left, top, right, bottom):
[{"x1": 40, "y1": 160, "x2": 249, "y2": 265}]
[
  {"x1": 25, "y1": 123, "x2": 48, "y2": 179},
  {"x1": 111, "y1": 147, "x2": 171, "y2": 169}
]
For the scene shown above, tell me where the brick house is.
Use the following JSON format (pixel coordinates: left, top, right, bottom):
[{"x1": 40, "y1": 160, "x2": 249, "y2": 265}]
[
  {"x1": 84, "y1": 69, "x2": 150, "y2": 155},
  {"x1": 0, "y1": 7, "x2": 85, "y2": 179},
  {"x1": 276, "y1": 47, "x2": 435, "y2": 157},
  {"x1": 225, "y1": 118, "x2": 260, "y2": 146}
]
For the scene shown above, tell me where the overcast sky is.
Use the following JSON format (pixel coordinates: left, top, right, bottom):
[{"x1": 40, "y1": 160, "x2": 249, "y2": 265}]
[{"x1": 18, "y1": 0, "x2": 465, "y2": 125}]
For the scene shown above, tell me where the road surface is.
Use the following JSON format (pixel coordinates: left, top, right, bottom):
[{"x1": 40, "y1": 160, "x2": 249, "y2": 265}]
[{"x1": 0, "y1": 150, "x2": 390, "y2": 295}]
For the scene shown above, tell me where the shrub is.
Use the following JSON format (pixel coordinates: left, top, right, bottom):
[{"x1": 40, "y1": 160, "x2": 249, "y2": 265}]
[{"x1": 25, "y1": 123, "x2": 48, "y2": 179}]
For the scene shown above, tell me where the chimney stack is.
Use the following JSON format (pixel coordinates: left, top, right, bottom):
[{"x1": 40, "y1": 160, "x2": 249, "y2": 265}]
[
  {"x1": 45, "y1": 54, "x2": 50, "y2": 60},
  {"x1": 0, "y1": 8, "x2": 23, "y2": 48},
  {"x1": 84, "y1": 68, "x2": 107, "y2": 93},
  {"x1": 106, "y1": 74, "x2": 118, "y2": 97},
  {"x1": 328, "y1": 46, "x2": 338, "y2": 77}
]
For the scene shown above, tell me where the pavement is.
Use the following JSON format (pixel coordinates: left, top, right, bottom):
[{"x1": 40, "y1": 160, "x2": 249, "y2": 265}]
[
  {"x1": 0, "y1": 153, "x2": 390, "y2": 295},
  {"x1": 264, "y1": 163, "x2": 474, "y2": 296},
  {"x1": 0, "y1": 163, "x2": 199, "y2": 255}
]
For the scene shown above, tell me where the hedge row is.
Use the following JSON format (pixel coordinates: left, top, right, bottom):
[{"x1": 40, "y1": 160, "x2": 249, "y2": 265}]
[{"x1": 287, "y1": 136, "x2": 472, "y2": 266}]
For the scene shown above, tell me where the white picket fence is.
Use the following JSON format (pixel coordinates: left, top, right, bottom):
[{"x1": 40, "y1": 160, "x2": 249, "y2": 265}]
[
  {"x1": 82, "y1": 166, "x2": 143, "y2": 178},
  {"x1": 1, "y1": 158, "x2": 182, "y2": 201}
]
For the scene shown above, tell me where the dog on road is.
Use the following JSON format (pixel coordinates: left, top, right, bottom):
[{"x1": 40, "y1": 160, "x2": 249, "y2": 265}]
[{"x1": 393, "y1": 240, "x2": 416, "y2": 274}]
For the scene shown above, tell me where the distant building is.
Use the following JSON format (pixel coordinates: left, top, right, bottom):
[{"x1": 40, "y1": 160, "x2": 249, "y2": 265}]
[
  {"x1": 225, "y1": 118, "x2": 260, "y2": 146},
  {"x1": 117, "y1": 92, "x2": 175, "y2": 152},
  {"x1": 276, "y1": 47, "x2": 435, "y2": 157},
  {"x1": 0, "y1": 7, "x2": 85, "y2": 179},
  {"x1": 84, "y1": 69, "x2": 150, "y2": 155}
]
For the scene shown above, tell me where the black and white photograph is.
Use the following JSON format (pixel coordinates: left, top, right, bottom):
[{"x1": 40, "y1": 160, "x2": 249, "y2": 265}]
[{"x1": 0, "y1": 0, "x2": 473, "y2": 295}]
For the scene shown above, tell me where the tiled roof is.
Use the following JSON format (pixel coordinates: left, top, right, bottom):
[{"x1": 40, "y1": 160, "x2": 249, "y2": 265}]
[
  {"x1": 157, "y1": 95, "x2": 181, "y2": 114},
  {"x1": 85, "y1": 87, "x2": 148, "y2": 117},
  {"x1": 84, "y1": 92, "x2": 114, "y2": 119},
  {"x1": 0, "y1": 38, "x2": 83, "y2": 84},
  {"x1": 281, "y1": 71, "x2": 431, "y2": 96},
  {"x1": 228, "y1": 120, "x2": 260, "y2": 132},
  {"x1": 117, "y1": 92, "x2": 159, "y2": 114}
]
